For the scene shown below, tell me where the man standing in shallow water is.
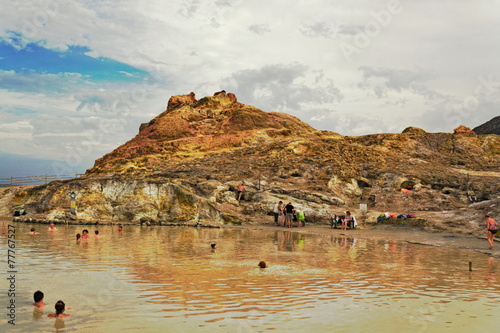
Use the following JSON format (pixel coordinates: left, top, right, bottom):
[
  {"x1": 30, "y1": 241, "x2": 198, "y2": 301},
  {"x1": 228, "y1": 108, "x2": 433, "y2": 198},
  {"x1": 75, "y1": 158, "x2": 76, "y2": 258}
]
[
  {"x1": 284, "y1": 202, "x2": 295, "y2": 228},
  {"x1": 273, "y1": 201, "x2": 283, "y2": 225},
  {"x1": 485, "y1": 214, "x2": 498, "y2": 249}
]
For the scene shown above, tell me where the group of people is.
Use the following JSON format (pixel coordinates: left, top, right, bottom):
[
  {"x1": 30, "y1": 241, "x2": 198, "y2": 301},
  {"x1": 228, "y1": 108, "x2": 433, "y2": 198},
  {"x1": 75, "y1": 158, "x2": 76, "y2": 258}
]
[
  {"x1": 29, "y1": 224, "x2": 63, "y2": 235},
  {"x1": 33, "y1": 290, "x2": 69, "y2": 318},
  {"x1": 31, "y1": 224, "x2": 125, "y2": 239},
  {"x1": 75, "y1": 229, "x2": 100, "y2": 241},
  {"x1": 273, "y1": 201, "x2": 306, "y2": 228}
]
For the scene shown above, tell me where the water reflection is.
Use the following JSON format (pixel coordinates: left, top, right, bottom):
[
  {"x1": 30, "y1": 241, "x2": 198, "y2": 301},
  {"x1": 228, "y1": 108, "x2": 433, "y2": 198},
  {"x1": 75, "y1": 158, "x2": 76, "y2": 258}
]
[{"x1": 0, "y1": 221, "x2": 498, "y2": 332}]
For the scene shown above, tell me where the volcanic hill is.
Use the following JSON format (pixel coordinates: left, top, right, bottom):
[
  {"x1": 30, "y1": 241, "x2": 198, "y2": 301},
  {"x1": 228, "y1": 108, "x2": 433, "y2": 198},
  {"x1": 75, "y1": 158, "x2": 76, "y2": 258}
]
[
  {"x1": 473, "y1": 115, "x2": 500, "y2": 135},
  {"x1": 2, "y1": 91, "x2": 499, "y2": 231}
]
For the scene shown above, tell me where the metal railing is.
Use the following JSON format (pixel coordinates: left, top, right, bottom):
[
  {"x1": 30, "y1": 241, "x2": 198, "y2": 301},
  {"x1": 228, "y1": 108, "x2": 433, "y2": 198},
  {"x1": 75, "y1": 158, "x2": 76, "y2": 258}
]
[{"x1": 0, "y1": 174, "x2": 84, "y2": 187}]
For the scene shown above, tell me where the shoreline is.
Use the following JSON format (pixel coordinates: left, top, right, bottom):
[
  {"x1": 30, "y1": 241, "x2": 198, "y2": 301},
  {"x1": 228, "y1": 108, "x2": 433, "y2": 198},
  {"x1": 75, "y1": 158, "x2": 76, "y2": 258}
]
[
  {"x1": 226, "y1": 222, "x2": 500, "y2": 258},
  {"x1": 3, "y1": 216, "x2": 498, "y2": 258}
]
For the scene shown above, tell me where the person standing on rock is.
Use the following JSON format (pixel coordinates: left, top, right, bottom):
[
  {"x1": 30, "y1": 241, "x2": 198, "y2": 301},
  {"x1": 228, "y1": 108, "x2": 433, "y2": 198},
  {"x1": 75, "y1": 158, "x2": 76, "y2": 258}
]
[
  {"x1": 485, "y1": 214, "x2": 498, "y2": 249},
  {"x1": 237, "y1": 183, "x2": 246, "y2": 201},
  {"x1": 273, "y1": 201, "x2": 283, "y2": 225}
]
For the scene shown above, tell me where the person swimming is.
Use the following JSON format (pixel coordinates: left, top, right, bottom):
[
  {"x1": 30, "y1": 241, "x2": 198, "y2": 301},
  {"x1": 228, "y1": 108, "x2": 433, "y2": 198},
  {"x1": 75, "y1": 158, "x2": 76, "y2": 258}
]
[
  {"x1": 33, "y1": 290, "x2": 45, "y2": 308},
  {"x1": 29, "y1": 228, "x2": 37, "y2": 235},
  {"x1": 94, "y1": 230, "x2": 100, "y2": 238},
  {"x1": 81, "y1": 229, "x2": 89, "y2": 239},
  {"x1": 48, "y1": 223, "x2": 57, "y2": 231},
  {"x1": 48, "y1": 300, "x2": 69, "y2": 318}
]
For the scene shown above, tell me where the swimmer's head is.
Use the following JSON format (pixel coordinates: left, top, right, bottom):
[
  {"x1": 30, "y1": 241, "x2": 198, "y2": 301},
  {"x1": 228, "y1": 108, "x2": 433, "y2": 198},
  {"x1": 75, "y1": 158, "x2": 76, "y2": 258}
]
[
  {"x1": 31, "y1": 227, "x2": 35, "y2": 232},
  {"x1": 258, "y1": 261, "x2": 267, "y2": 268},
  {"x1": 55, "y1": 300, "x2": 65, "y2": 315},
  {"x1": 211, "y1": 243, "x2": 217, "y2": 249},
  {"x1": 82, "y1": 229, "x2": 89, "y2": 235},
  {"x1": 34, "y1": 290, "x2": 44, "y2": 303},
  {"x1": 95, "y1": 230, "x2": 99, "y2": 235},
  {"x1": 76, "y1": 233, "x2": 81, "y2": 240}
]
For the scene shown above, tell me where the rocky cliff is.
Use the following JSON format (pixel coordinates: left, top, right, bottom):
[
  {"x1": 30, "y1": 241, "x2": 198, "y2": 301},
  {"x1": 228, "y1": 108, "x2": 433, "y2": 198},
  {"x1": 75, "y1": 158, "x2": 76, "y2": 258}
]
[{"x1": 2, "y1": 91, "x2": 499, "y2": 228}]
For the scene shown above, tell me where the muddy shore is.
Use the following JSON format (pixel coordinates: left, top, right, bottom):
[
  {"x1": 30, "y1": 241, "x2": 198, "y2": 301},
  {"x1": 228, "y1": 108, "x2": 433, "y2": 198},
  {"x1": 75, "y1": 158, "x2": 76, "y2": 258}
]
[{"x1": 240, "y1": 223, "x2": 500, "y2": 259}]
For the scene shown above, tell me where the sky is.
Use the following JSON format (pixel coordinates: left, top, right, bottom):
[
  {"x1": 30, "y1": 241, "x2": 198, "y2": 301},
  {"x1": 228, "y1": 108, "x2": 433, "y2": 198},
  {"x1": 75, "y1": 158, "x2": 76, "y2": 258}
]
[{"x1": 0, "y1": 0, "x2": 499, "y2": 176}]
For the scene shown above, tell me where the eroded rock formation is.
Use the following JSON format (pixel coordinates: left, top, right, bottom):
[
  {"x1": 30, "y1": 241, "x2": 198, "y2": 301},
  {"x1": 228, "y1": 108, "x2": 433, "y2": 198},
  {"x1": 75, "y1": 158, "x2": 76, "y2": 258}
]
[{"x1": 1, "y1": 91, "x2": 499, "y2": 226}]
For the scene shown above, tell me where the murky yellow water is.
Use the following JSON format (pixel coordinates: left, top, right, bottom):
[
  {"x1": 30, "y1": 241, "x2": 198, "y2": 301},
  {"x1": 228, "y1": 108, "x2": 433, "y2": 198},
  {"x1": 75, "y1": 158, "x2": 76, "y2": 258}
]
[{"x1": 0, "y1": 221, "x2": 498, "y2": 332}]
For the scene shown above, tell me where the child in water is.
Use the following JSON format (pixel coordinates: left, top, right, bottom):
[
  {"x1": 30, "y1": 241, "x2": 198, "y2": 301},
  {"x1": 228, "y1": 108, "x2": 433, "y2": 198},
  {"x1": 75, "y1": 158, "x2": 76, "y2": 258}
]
[
  {"x1": 81, "y1": 229, "x2": 89, "y2": 239},
  {"x1": 47, "y1": 300, "x2": 70, "y2": 318},
  {"x1": 33, "y1": 290, "x2": 45, "y2": 308}
]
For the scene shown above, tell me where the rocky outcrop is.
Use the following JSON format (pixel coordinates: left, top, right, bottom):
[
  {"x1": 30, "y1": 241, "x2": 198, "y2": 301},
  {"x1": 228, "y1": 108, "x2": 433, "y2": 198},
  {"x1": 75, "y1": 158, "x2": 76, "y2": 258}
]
[
  {"x1": 453, "y1": 125, "x2": 476, "y2": 135},
  {"x1": 402, "y1": 126, "x2": 427, "y2": 135},
  {"x1": 167, "y1": 92, "x2": 197, "y2": 110},
  {"x1": 2, "y1": 92, "x2": 499, "y2": 226},
  {"x1": 0, "y1": 176, "x2": 238, "y2": 224}
]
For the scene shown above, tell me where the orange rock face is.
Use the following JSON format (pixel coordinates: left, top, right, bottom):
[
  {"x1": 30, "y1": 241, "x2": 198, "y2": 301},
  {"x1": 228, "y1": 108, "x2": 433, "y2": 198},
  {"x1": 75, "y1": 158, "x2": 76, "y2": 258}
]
[
  {"x1": 167, "y1": 92, "x2": 197, "y2": 110},
  {"x1": 83, "y1": 92, "x2": 499, "y2": 215},
  {"x1": 3, "y1": 92, "x2": 499, "y2": 224},
  {"x1": 453, "y1": 125, "x2": 476, "y2": 135}
]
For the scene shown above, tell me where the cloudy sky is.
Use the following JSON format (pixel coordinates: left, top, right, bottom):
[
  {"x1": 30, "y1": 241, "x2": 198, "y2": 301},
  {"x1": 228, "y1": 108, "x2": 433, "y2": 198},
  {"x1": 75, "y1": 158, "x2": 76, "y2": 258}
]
[{"x1": 0, "y1": 0, "x2": 499, "y2": 175}]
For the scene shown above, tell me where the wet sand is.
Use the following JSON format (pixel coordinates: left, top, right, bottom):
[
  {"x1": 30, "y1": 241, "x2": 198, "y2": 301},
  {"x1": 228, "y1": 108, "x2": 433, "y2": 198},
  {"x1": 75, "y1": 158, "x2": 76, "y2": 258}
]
[{"x1": 225, "y1": 222, "x2": 500, "y2": 258}]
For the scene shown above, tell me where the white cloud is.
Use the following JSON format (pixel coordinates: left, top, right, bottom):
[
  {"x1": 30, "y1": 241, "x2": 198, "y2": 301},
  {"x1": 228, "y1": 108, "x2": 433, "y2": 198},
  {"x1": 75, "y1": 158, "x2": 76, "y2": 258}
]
[
  {"x1": 220, "y1": 63, "x2": 343, "y2": 112},
  {"x1": 0, "y1": 0, "x2": 499, "y2": 165},
  {"x1": 248, "y1": 24, "x2": 271, "y2": 35}
]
